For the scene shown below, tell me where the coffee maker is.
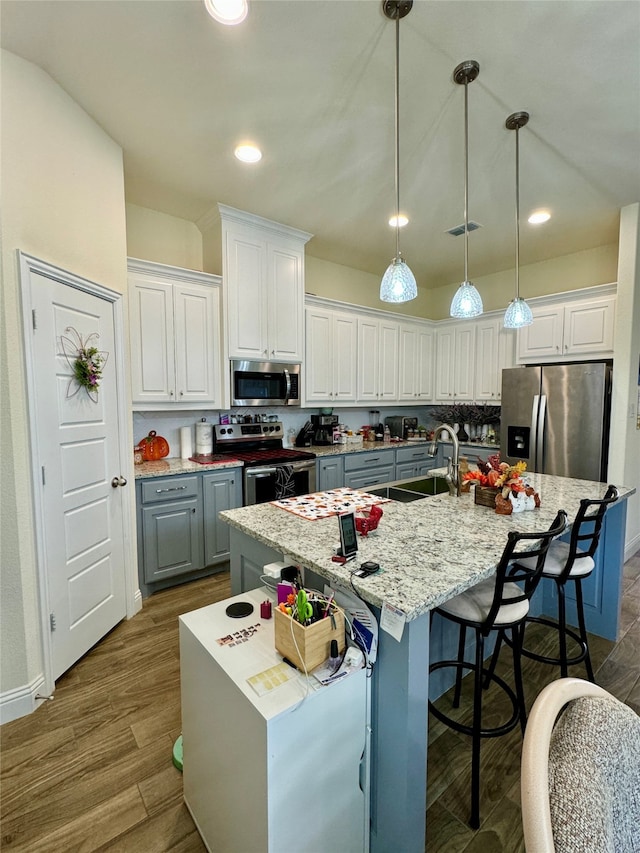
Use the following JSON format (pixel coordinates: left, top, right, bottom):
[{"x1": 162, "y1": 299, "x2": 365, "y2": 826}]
[{"x1": 311, "y1": 414, "x2": 338, "y2": 446}]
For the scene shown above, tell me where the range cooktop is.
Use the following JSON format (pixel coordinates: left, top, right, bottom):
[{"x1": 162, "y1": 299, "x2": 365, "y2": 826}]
[{"x1": 190, "y1": 447, "x2": 315, "y2": 466}]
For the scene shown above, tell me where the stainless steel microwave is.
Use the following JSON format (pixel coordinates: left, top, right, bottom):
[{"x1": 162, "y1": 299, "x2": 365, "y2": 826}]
[{"x1": 230, "y1": 360, "x2": 301, "y2": 407}]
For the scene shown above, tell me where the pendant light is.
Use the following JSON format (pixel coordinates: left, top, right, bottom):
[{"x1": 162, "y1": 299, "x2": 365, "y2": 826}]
[
  {"x1": 380, "y1": 0, "x2": 417, "y2": 303},
  {"x1": 503, "y1": 111, "x2": 533, "y2": 328},
  {"x1": 450, "y1": 60, "x2": 483, "y2": 319}
]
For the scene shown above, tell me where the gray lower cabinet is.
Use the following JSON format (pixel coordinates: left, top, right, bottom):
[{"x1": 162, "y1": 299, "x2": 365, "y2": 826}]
[
  {"x1": 343, "y1": 448, "x2": 395, "y2": 490},
  {"x1": 438, "y1": 442, "x2": 498, "y2": 468},
  {"x1": 136, "y1": 467, "x2": 242, "y2": 597},
  {"x1": 202, "y1": 469, "x2": 242, "y2": 567},
  {"x1": 395, "y1": 444, "x2": 438, "y2": 480},
  {"x1": 317, "y1": 455, "x2": 345, "y2": 491}
]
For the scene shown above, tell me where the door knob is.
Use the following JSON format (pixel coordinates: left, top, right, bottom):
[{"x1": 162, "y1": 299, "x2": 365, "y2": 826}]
[{"x1": 111, "y1": 476, "x2": 127, "y2": 488}]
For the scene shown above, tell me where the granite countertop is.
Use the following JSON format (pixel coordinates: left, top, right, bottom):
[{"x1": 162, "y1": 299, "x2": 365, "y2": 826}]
[
  {"x1": 134, "y1": 457, "x2": 243, "y2": 479},
  {"x1": 308, "y1": 439, "x2": 499, "y2": 457},
  {"x1": 219, "y1": 472, "x2": 634, "y2": 622},
  {"x1": 135, "y1": 439, "x2": 501, "y2": 476}
]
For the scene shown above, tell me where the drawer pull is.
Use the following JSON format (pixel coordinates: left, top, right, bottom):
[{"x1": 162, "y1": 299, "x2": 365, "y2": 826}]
[{"x1": 155, "y1": 485, "x2": 188, "y2": 493}]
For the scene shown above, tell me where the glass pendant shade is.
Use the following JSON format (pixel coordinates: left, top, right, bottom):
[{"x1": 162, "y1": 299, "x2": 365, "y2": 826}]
[
  {"x1": 450, "y1": 280, "x2": 483, "y2": 318},
  {"x1": 380, "y1": 2, "x2": 416, "y2": 305},
  {"x1": 504, "y1": 296, "x2": 533, "y2": 328},
  {"x1": 380, "y1": 257, "x2": 418, "y2": 303},
  {"x1": 449, "y1": 60, "x2": 482, "y2": 320},
  {"x1": 504, "y1": 111, "x2": 532, "y2": 330}
]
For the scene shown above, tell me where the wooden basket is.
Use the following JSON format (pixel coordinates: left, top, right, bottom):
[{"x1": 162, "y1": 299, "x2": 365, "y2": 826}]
[
  {"x1": 474, "y1": 486, "x2": 501, "y2": 508},
  {"x1": 274, "y1": 607, "x2": 345, "y2": 672}
]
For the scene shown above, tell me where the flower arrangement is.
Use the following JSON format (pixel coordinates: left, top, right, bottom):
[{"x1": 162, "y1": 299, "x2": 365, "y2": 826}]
[
  {"x1": 73, "y1": 345, "x2": 105, "y2": 394},
  {"x1": 463, "y1": 453, "x2": 540, "y2": 514},
  {"x1": 60, "y1": 326, "x2": 108, "y2": 403}
]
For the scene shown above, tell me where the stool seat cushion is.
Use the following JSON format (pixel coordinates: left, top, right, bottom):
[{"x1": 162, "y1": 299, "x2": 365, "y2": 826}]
[
  {"x1": 517, "y1": 541, "x2": 595, "y2": 578},
  {"x1": 438, "y1": 578, "x2": 529, "y2": 626}
]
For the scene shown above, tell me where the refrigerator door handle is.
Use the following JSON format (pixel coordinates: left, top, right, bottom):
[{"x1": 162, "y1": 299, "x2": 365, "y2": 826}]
[
  {"x1": 537, "y1": 394, "x2": 547, "y2": 472},
  {"x1": 530, "y1": 395, "x2": 540, "y2": 469}
]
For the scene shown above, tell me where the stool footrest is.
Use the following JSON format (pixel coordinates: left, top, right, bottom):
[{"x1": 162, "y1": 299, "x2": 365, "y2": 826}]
[
  {"x1": 519, "y1": 615, "x2": 589, "y2": 667},
  {"x1": 428, "y1": 660, "x2": 520, "y2": 739}
]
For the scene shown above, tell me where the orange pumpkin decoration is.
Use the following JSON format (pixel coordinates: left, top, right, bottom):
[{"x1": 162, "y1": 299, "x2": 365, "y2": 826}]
[
  {"x1": 486, "y1": 469, "x2": 501, "y2": 487},
  {"x1": 137, "y1": 430, "x2": 170, "y2": 461}
]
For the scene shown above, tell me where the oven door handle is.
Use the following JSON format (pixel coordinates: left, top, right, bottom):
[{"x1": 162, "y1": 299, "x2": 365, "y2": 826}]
[
  {"x1": 290, "y1": 459, "x2": 315, "y2": 472},
  {"x1": 246, "y1": 467, "x2": 277, "y2": 478}
]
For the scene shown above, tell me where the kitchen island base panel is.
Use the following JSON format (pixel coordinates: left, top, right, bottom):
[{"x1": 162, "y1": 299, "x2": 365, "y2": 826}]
[
  {"x1": 368, "y1": 605, "x2": 429, "y2": 853},
  {"x1": 229, "y1": 527, "x2": 284, "y2": 595}
]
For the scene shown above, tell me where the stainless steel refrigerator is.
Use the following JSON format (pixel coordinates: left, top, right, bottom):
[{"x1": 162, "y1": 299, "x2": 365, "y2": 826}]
[{"x1": 500, "y1": 362, "x2": 612, "y2": 481}]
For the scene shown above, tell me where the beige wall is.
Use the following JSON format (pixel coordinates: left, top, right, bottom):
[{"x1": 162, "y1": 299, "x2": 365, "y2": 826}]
[
  {"x1": 427, "y1": 244, "x2": 619, "y2": 321},
  {"x1": 126, "y1": 203, "x2": 203, "y2": 270},
  {"x1": 609, "y1": 204, "x2": 640, "y2": 555},
  {"x1": 0, "y1": 50, "x2": 128, "y2": 703},
  {"x1": 305, "y1": 255, "x2": 433, "y2": 317}
]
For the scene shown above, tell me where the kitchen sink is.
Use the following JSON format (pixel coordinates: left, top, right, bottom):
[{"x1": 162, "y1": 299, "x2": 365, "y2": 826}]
[
  {"x1": 368, "y1": 476, "x2": 450, "y2": 502},
  {"x1": 394, "y1": 476, "x2": 450, "y2": 496},
  {"x1": 368, "y1": 486, "x2": 427, "y2": 502}
]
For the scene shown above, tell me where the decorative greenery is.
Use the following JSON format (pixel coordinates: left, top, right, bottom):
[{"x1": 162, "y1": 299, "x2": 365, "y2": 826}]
[
  {"x1": 73, "y1": 346, "x2": 105, "y2": 393},
  {"x1": 60, "y1": 326, "x2": 109, "y2": 403},
  {"x1": 430, "y1": 404, "x2": 500, "y2": 426}
]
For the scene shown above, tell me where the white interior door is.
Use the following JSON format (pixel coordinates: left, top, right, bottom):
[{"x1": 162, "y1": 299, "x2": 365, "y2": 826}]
[{"x1": 29, "y1": 270, "x2": 127, "y2": 680}]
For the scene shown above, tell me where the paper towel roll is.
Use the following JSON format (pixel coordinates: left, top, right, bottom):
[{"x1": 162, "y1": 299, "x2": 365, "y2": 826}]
[
  {"x1": 195, "y1": 421, "x2": 213, "y2": 456},
  {"x1": 180, "y1": 426, "x2": 193, "y2": 459}
]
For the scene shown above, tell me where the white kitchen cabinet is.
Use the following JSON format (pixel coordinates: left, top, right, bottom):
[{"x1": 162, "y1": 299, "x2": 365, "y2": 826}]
[
  {"x1": 180, "y1": 589, "x2": 369, "y2": 853},
  {"x1": 305, "y1": 306, "x2": 357, "y2": 404},
  {"x1": 220, "y1": 205, "x2": 312, "y2": 362},
  {"x1": 517, "y1": 292, "x2": 616, "y2": 363},
  {"x1": 496, "y1": 324, "x2": 517, "y2": 400},
  {"x1": 128, "y1": 259, "x2": 221, "y2": 410},
  {"x1": 435, "y1": 322, "x2": 475, "y2": 401},
  {"x1": 474, "y1": 317, "x2": 516, "y2": 401},
  {"x1": 398, "y1": 321, "x2": 435, "y2": 402},
  {"x1": 357, "y1": 316, "x2": 399, "y2": 403}
]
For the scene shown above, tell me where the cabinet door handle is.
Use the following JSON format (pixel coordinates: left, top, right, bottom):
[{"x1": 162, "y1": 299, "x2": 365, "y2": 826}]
[
  {"x1": 155, "y1": 485, "x2": 187, "y2": 493},
  {"x1": 111, "y1": 476, "x2": 127, "y2": 488},
  {"x1": 169, "y1": 390, "x2": 174, "y2": 396},
  {"x1": 180, "y1": 390, "x2": 184, "y2": 396}
]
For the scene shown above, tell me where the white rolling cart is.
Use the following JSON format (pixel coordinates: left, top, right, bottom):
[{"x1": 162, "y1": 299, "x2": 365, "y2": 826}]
[{"x1": 179, "y1": 587, "x2": 371, "y2": 853}]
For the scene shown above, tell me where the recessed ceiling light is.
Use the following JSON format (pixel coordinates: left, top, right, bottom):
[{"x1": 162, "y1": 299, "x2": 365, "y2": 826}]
[
  {"x1": 389, "y1": 214, "x2": 408, "y2": 228},
  {"x1": 528, "y1": 210, "x2": 551, "y2": 224},
  {"x1": 203, "y1": 0, "x2": 248, "y2": 26},
  {"x1": 234, "y1": 144, "x2": 262, "y2": 163}
]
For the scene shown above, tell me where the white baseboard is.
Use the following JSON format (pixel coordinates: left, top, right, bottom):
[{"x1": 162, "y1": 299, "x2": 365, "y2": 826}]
[
  {"x1": 0, "y1": 673, "x2": 48, "y2": 725},
  {"x1": 625, "y1": 533, "x2": 640, "y2": 563}
]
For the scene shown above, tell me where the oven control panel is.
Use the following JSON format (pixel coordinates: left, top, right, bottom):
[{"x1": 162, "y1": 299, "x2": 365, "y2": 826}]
[{"x1": 214, "y1": 422, "x2": 283, "y2": 443}]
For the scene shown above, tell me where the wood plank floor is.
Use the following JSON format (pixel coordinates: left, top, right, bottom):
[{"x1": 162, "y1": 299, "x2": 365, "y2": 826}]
[{"x1": 1, "y1": 554, "x2": 639, "y2": 852}]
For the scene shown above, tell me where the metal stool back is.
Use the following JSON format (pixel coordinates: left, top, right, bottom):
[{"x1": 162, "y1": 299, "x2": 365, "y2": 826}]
[
  {"x1": 429, "y1": 509, "x2": 567, "y2": 829},
  {"x1": 517, "y1": 485, "x2": 618, "y2": 681}
]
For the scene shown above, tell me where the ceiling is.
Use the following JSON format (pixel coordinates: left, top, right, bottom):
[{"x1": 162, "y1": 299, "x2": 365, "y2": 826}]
[{"x1": 2, "y1": 0, "x2": 639, "y2": 289}]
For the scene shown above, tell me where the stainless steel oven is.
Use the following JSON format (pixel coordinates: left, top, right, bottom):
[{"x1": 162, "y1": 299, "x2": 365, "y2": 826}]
[
  {"x1": 199, "y1": 422, "x2": 316, "y2": 506},
  {"x1": 230, "y1": 360, "x2": 301, "y2": 407},
  {"x1": 244, "y1": 457, "x2": 316, "y2": 506}
]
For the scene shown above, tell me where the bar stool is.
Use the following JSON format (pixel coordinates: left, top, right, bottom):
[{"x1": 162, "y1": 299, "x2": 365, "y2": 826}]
[
  {"x1": 428, "y1": 510, "x2": 567, "y2": 829},
  {"x1": 515, "y1": 485, "x2": 619, "y2": 682}
]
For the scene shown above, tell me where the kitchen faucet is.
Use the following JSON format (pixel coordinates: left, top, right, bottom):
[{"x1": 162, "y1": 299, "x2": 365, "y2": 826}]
[{"x1": 428, "y1": 424, "x2": 461, "y2": 497}]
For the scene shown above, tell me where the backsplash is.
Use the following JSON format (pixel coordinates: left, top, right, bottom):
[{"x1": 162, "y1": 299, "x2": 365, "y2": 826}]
[{"x1": 133, "y1": 406, "x2": 433, "y2": 457}]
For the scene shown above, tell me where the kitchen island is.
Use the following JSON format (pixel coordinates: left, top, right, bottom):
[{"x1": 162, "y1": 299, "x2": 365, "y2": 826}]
[{"x1": 220, "y1": 473, "x2": 633, "y2": 852}]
